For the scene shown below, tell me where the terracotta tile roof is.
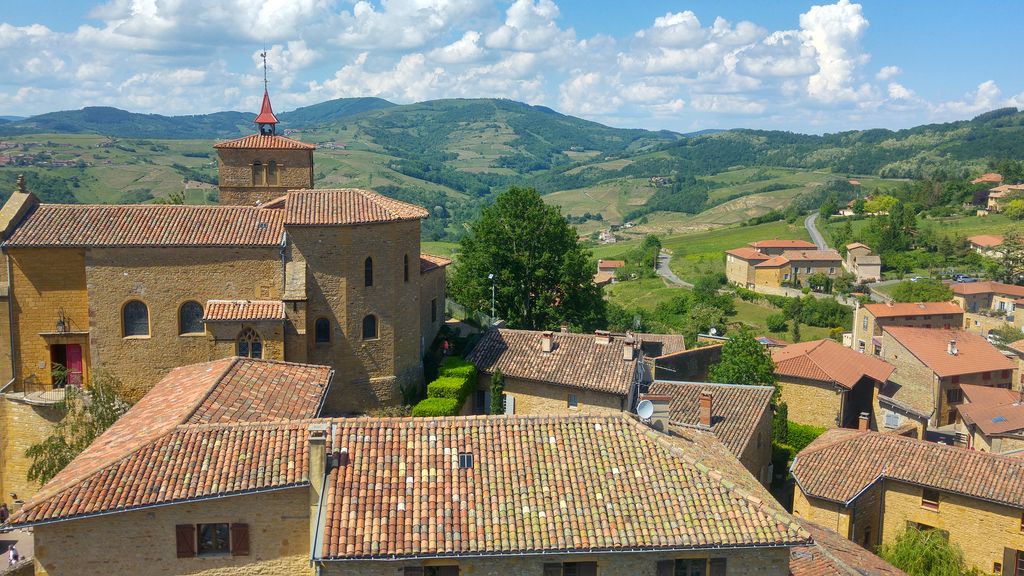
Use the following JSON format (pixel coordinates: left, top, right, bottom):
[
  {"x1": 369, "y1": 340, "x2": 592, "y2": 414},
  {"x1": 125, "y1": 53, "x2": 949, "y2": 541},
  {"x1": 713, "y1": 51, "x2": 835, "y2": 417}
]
[
  {"x1": 989, "y1": 184, "x2": 1024, "y2": 193},
  {"x1": 957, "y1": 384, "x2": 1024, "y2": 435},
  {"x1": 593, "y1": 270, "x2": 615, "y2": 285},
  {"x1": 647, "y1": 381, "x2": 774, "y2": 456},
  {"x1": 755, "y1": 256, "x2": 790, "y2": 267},
  {"x1": 845, "y1": 242, "x2": 871, "y2": 251},
  {"x1": 319, "y1": 415, "x2": 810, "y2": 559},
  {"x1": 6, "y1": 357, "x2": 332, "y2": 526},
  {"x1": 779, "y1": 250, "x2": 843, "y2": 262},
  {"x1": 862, "y1": 301, "x2": 963, "y2": 318},
  {"x1": 284, "y1": 188, "x2": 429, "y2": 226},
  {"x1": 967, "y1": 234, "x2": 1005, "y2": 247},
  {"x1": 203, "y1": 300, "x2": 286, "y2": 321},
  {"x1": 1009, "y1": 339, "x2": 1024, "y2": 354},
  {"x1": 951, "y1": 280, "x2": 1024, "y2": 297},
  {"x1": 420, "y1": 253, "x2": 452, "y2": 273},
  {"x1": 467, "y1": 328, "x2": 641, "y2": 395},
  {"x1": 3, "y1": 204, "x2": 284, "y2": 247},
  {"x1": 749, "y1": 239, "x2": 817, "y2": 249},
  {"x1": 971, "y1": 172, "x2": 1002, "y2": 184},
  {"x1": 882, "y1": 326, "x2": 1015, "y2": 377},
  {"x1": 638, "y1": 333, "x2": 687, "y2": 357},
  {"x1": 792, "y1": 429, "x2": 1024, "y2": 509},
  {"x1": 725, "y1": 247, "x2": 770, "y2": 260},
  {"x1": 789, "y1": 520, "x2": 907, "y2": 576},
  {"x1": 213, "y1": 133, "x2": 315, "y2": 150},
  {"x1": 597, "y1": 259, "x2": 625, "y2": 268},
  {"x1": 772, "y1": 339, "x2": 894, "y2": 389}
]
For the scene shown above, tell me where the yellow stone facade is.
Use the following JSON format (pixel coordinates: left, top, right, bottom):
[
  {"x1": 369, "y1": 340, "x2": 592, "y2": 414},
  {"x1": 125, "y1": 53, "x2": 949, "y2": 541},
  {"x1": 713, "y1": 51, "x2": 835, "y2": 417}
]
[
  {"x1": 777, "y1": 376, "x2": 844, "y2": 429},
  {"x1": 478, "y1": 374, "x2": 626, "y2": 416},
  {"x1": 217, "y1": 148, "x2": 314, "y2": 206}
]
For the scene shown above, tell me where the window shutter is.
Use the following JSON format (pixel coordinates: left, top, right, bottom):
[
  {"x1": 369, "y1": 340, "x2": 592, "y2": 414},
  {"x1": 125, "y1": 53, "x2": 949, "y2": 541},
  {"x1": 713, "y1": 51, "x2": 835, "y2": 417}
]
[
  {"x1": 656, "y1": 560, "x2": 674, "y2": 576},
  {"x1": 710, "y1": 558, "x2": 727, "y2": 576},
  {"x1": 404, "y1": 568, "x2": 425, "y2": 576},
  {"x1": 230, "y1": 523, "x2": 250, "y2": 556},
  {"x1": 577, "y1": 562, "x2": 597, "y2": 576},
  {"x1": 543, "y1": 563, "x2": 562, "y2": 576},
  {"x1": 1002, "y1": 548, "x2": 1016, "y2": 576},
  {"x1": 175, "y1": 524, "x2": 196, "y2": 558}
]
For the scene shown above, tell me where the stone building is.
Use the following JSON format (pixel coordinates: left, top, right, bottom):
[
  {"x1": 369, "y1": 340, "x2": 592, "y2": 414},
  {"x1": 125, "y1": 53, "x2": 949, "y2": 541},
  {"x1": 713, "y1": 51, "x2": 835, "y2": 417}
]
[
  {"x1": 952, "y1": 281, "x2": 1024, "y2": 334},
  {"x1": 851, "y1": 301, "x2": 964, "y2": 355},
  {"x1": 954, "y1": 384, "x2": 1024, "y2": 453},
  {"x1": 465, "y1": 328, "x2": 685, "y2": 416},
  {"x1": 771, "y1": 339, "x2": 894, "y2": 430},
  {"x1": 0, "y1": 91, "x2": 448, "y2": 503},
  {"x1": 724, "y1": 240, "x2": 841, "y2": 292},
  {"x1": 843, "y1": 242, "x2": 881, "y2": 283},
  {"x1": 792, "y1": 429, "x2": 1024, "y2": 575}
]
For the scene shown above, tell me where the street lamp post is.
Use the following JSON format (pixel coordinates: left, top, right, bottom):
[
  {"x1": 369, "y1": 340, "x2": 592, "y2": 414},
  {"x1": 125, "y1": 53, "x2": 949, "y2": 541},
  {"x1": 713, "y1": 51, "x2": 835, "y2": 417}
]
[{"x1": 487, "y1": 273, "x2": 495, "y2": 323}]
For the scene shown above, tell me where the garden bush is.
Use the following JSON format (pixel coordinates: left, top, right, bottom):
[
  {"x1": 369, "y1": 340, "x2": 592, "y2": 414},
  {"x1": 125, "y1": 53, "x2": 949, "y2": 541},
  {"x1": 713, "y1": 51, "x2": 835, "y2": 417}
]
[
  {"x1": 411, "y1": 397, "x2": 461, "y2": 417},
  {"x1": 787, "y1": 421, "x2": 827, "y2": 452},
  {"x1": 439, "y1": 356, "x2": 477, "y2": 379},
  {"x1": 427, "y1": 376, "x2": 474, "y2": 401}
]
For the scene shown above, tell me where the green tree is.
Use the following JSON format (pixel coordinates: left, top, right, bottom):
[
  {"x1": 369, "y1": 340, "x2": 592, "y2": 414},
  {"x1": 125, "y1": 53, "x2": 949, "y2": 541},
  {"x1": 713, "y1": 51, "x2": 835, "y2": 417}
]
[
  {"x1": 708, "y1": 328, "x2": 777, "y2": 391},
  {"x1": 766, "y1": 313, "x2": 788, "y2": 333},
  {"x1": 449, "y1": 187, "x2": 605, "y2": 330},
  {"x1": 878, "y1": 527, "x2": 973, "y2": 576},
  {"x1": 988, "y1": 232, "x2": 1024, "y2": 284},
  {"x1": 991, "y1": 324, "x2": 1024, "y2": 344},
  {"x1": 490, "y1": 370, "x2": 505, "y2": 415},
  {"x1": 26, "y1": 370, "x2": 131, "y2": 484},
  {"x1": 864, "y1": 194, "x2": 899, "y2": 214},
  {"x1": 806, "y1": 272, "x2": 832, "y2": 293},
  {"x1": 681, "y1": 303, "x2": 726, "y2": 348},
  {"x1": 1004, "y1": 199, "x2": 1024, "y2": 220},
  {"x1": 891, "y1": 280, "x2": 954, "y2": 303},
  {"x1": 790, "y1": 320, "x2": 802, "y2": 343}
]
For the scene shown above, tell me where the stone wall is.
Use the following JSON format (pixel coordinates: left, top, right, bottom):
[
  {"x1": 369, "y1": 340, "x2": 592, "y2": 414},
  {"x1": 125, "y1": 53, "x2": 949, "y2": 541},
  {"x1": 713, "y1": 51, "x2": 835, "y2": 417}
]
[
  {"x1": 852, "y1": 309, "x2": 963, "y2": 353},
  {"x1": 217, "y1": 148, "x2": 313, "y2": 206},
  {"x1": 419, "y1": 266, "x2": 446, "y2": 355},
  {"x1": 737, "y1": 407, "x2": 773, "y2": 485},
  {"x1": 322, "y1": 547, "x2": 791, "y2": 576},
  {"x1": 32, "y1": 488, "x2": 312, "y2": 576},
  {"x1": 777, "y1": 376, "x2": 842, "y2": 428},
  {"x1": 725, "y1": 255, "x2": 754, "y2": 287},
  {"x1": 478, "y1": 374, "x2": 625, "y2": 416},
  {"x1": 0, "y1": 398, "x2": 63, "y2": 508},
  {"x1": 792, "y1": 490, "x2": 852, "y2": 537}
]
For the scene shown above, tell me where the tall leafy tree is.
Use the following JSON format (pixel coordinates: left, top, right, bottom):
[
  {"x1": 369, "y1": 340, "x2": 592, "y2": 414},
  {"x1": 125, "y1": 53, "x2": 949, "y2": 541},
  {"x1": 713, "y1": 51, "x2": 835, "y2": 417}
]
[
  {"x1": 878, "y1": 527, "x2": 970, "y2": 576},
  {"x1": 449, "y1": 187, "x2": 605, "y2": 330},
  {"x1": 987, "y1": 232, "x2": 1024, "y2": 284},
  {"x1": 708, "y1": 328, "x2": 777, "y2": 391}
]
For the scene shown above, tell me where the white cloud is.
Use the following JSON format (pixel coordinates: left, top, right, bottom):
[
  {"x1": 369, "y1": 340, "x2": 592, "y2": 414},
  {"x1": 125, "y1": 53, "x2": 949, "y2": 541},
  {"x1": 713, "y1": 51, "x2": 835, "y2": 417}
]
[
  {"x1": 486, "y1": 0, "x2": 574, "y2": 52},
  {"x1": 429, "y1": 31, "x2": 486, "y2": 64},
  {"x1": 799, "y1": 0, "x2": 871, "y2": 102},
  {"x1": 930, "y1": 80, "x2": 1024, "y2": 117},
  {"x1": 887, "y1": 82, "x2": 913, "y2": 100},
  {"x1": 876, "y1": 65, "x2": 901, "y2": 80}
]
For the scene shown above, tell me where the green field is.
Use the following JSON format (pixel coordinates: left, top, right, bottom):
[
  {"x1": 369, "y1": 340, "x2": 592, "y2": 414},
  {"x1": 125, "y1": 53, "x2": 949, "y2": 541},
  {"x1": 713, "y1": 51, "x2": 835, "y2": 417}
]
[
  {"x1": 546, "y1": 177, "x2": 654, "y2": 224},
  {"x1": 421, "y1": 241, "x2": 460, "y2": 259},
  {"x1": 661, "y1": 220, "x2": 810, "y2": 283}
]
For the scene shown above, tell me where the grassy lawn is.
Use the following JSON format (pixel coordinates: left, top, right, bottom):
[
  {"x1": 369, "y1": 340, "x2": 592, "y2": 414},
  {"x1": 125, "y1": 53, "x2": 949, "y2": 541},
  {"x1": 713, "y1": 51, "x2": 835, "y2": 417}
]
[
  {"x1": 662, "y1": 220, "x2": 810, "y2": 283},
  {"x1": 422, "y1": 241, "x2": 460, "y2": 259},
  {"x1": 732, "y1": 299, "x2": 831, "y2": 342}
]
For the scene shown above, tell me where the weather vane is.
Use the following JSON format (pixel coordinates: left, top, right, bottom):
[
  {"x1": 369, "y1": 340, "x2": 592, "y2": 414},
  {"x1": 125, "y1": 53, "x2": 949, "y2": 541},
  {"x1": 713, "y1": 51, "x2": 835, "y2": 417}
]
[{"x1": 260, "y1": 47, "x2": 268, "y2": 90}]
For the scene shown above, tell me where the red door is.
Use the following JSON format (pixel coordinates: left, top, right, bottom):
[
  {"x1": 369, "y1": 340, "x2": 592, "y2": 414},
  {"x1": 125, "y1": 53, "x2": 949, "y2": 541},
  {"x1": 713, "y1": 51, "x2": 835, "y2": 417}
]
[{"x1": 65, "y1": 344, "x2": 83, "y2": 387}]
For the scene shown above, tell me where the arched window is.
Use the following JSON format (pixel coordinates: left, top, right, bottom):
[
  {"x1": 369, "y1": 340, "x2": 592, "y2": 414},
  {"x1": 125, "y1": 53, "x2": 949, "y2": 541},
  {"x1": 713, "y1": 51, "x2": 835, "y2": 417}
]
[
  {"x1": 237, "y1": 328, "x2": 263, "y2": 358},
  {"x1": 123, "y1": 300, "x2": 149, "y2": 337},
  {"x1": 267, "y1": 160, "x2": 279, "y2": 185},
  {"x1": 178, "y1": 301, "x2": 204, "y2": 335},
  {"x1": 364, "y1": 257, "x2": 373, "y2": 287},
  {"x1": 252, "y1": 161, "x2": 264, "y2": 186},
  {"x1": 403, "y1": 254, "x2": 409, "y2": 282},
  {"x1": 315, "y1": 318, "x2": 331, "y2": 343},
  {"x1": 362, "y1": 315, "x2": 378, "y2": 340}
]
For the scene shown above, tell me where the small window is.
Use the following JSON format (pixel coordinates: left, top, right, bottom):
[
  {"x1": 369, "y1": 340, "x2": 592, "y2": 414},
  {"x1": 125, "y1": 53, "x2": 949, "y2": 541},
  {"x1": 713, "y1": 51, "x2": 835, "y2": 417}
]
[
  {"x1": 123, "y1": 300, "x2": 149, "y2": 337},
  {"x1": 829, "y1": 267, "x2": 836, "y2": 274},
  {"x1": 568, "y1": 393, "x2": 578, "y2": 409},
  {"x1": 252, "y1": 161, "x2": 264, "y2": 186},
  {"x1": 364, "y1": 257, "x2": 373, "y2": 287},
  {"x1": 545, "y1": 562, "x2": 597, "y2": 576},
  {"x1": 921, "y1": 488, "x2": 939, "y2": 510},
  {"x1": 458, "y1": 452, "x2": 473, "y2": 469},
  {"x1": 805, "y1": 267, "x2": 812, "y2": 274},
  {"x1": 315, "y1": 318, "x2": 331, "y2": 343},
  {"x1": 197, "y1": 523, "x2": 230, "y2": 556},
  {"x1": 266, "y1": 160, "x2": 278, "y2": 185},
  {"x1": 431, "y1": 298, "x2": 437, "y2": 323},
  {"x1": 404, "y1": 254, "x2": 409, "y2": 283},
  {"x1": 983, "y1": 371, "x2": 992, "y2": 381},
  {"x1": 362, "y1": 315, "x2": 378, "y2": 340},
  {"x1": 178, "y1": 301, "x2": 204, "y2": 335},
  {"x1": 237, "y1": 328, "x2": 263, "y2": 359},
  {"x1": 945, "y1": 388, "x2": 963, "y2": 404},
  {"x1": 783, "y1": 273, "x2": 790, "y2": 281}
]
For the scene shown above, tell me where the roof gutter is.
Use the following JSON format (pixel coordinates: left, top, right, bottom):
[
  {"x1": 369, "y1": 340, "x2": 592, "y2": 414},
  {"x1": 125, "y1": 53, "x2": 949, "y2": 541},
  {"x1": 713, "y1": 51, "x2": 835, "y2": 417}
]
[{"x1": 314, "y1": 370, "x2": 336, "y2": 418}]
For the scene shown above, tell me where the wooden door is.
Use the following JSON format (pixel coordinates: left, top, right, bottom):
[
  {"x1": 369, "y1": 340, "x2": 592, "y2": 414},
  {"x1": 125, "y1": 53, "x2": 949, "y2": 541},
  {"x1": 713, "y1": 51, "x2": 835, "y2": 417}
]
[{"x1": 65, "y1": 344, "x2": 83, "y2": 387}]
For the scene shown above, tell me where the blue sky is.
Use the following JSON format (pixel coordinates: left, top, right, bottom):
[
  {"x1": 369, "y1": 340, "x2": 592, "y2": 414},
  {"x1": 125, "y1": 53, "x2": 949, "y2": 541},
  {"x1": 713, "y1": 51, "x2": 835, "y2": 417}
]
[{"x1": 1, "y1": 0, "x2": 1021, "y2": 133}]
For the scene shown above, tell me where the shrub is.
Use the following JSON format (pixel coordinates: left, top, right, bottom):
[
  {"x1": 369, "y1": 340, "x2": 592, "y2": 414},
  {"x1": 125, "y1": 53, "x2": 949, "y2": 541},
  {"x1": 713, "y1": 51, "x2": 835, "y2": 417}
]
[
  {"x1": 411, "y1": 397, "x2": 461, "y2": 417},
  {"x1": 766, "y1": 313, "x2": 788, "y2": 333},
  {"x1": 735, "y1": 287, "x2": 762, "y2": 302},
  {"x1": 787, "y1": 421, "x2": 826, "y2": 452},
  {"x1": 427, "y1": 376, "x2": 474, "y2": 401},
  {"x1": 773, "y1": 402, "x2": 789, "y2": 444},
  {"x1": 440, "y1": 357, "x2": 477, "y2": 379},
  {"x1": 771, "y1": 442, "x2": 795, "y2": 475}
]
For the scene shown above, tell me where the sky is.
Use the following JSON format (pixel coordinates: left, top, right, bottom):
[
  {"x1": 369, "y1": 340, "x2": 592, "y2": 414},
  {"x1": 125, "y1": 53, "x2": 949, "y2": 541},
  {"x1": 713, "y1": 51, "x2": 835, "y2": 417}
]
[{"x1": 0, "y1": 0, "x2": 1022, "y2": 133}]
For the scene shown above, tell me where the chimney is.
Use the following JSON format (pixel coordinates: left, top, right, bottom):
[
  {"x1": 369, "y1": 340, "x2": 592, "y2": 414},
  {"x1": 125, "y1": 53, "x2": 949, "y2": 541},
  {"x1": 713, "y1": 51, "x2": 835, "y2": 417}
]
[
  {"x1": 541, "y1": 331, "x2": 554, "y2": 353},
  {"x1": 308, "y1": 423, "x2": 329, "y2": 484},
  {"x1": 594, "y1": 330, "x2": 612, "y2": 345},
  {"x1": 623, "y1": 332, "x2": 636, "y2": 361},
  {"x1": 947, "y1": 339, "x2": 958, "y2": 356},
  {"x1": 640, "y1": 394, "x2": 672, "y2": 432},
  {"x1": 858, "y1": 412, "x2": 870, "y2": 431},
  {"x1": 699, "y1": 392, "x2": 713, "y2": 428},
  {"x1": 560, "y1": 323, "x2": 569, "y2": 333}
]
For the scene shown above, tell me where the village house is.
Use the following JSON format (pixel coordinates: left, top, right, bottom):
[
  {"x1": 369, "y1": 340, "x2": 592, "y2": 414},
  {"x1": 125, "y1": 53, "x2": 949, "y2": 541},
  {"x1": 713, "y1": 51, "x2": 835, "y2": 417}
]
[
  {"x1": 986, "y1": 185, "x2": 1024, "y2": 212},
  {"x1": 954, "y1": 384, "x2": 1024, "y2": 453},
  {"x1": 0, "y1": 89, "x2": 448, "y2": 503},
  {"x1": 843, "y1": 242, "x2": 881, "y2": 283},
  {"x1": 952, "y1": 280, "x2": 1024, "y2": 335},
  {"x1": 593, "y1": 259, "x2": 625, "y2": 286},
  {"x1": 972, "y1": 172, "x2": 1003, "y2": 185},
  {"x1": 877, "y1": 326, "x2": 1016, "y2": 431},
  {"x1": 851, "y1": 301, "x2": 964, "y2": 355},
  {"x1": 465, "y1": 328, "x2": 685, "y2": 416},
  {"x1": 968, "y1": 234, "x2": 1005, "y2": 258},
  {"x1": 771, "y1": 339, "x2": 894, "y2": 430},
  {"x1": 641, "y1": 381, "x2": 774, "y2": 485},
  {"x1": 725, "y1": 240, "x2": 841, "y2": 292},
  {"x1": 792, "y1": 429, "x2": 1024, "y2": 575}
]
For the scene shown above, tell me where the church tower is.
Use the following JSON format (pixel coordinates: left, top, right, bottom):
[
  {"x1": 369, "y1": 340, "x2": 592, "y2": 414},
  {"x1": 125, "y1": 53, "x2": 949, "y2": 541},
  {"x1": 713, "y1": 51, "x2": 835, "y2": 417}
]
[{"x1": 213, "y1": 53, "x2": 315, "y2": 206}]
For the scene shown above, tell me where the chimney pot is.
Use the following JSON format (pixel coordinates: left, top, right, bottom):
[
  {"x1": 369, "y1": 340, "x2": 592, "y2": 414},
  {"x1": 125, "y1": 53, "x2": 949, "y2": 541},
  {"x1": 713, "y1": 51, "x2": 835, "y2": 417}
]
[
  {"x1": 308, "y1": 423, "x2": 330, "y2": 483},
  {"x1": 699, "y1": 391, "x2": 713, "y2": 428},
  {"x1": 594, "y1": 330, "x2": 612, "y2": 345},
  {"x1": 560, "y1": 323, "x2": 569, "y2": 333},
  {"x1": 541, "y1": 331, "x2": 554, "y2": 353},
  {"x1": 947, "y1": 339, "x2": 958, "y2": 355},
  {"x1": 858, "y1": 412, "x2": 870, "y2": 431}
]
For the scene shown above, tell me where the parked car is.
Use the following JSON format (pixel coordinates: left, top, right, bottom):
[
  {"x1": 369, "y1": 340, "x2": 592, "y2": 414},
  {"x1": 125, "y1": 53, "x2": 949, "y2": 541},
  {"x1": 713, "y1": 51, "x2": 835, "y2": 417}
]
[
  {"x1": 987, "y1": 333, "x2": 1003, "y2": 345},
  {"x1": 958, "y1": 276, "x2": 979, "y2": 283},
  {"x1": 952, "y1": 273, "x2": 968, "y2": 282},
  {"x1": 909, "y1": 276, "x2": 924, "y2": 282}
]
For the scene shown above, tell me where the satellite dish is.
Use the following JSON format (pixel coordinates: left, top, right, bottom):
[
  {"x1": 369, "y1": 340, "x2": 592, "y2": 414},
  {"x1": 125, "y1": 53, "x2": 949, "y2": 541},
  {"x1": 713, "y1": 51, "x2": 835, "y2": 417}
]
[
  {"x1": 709, "y1": 327, "x2": 718, "y2": 336},
  {"x1": 637, "y1": 399, "x2": 655, "y2": 420}
]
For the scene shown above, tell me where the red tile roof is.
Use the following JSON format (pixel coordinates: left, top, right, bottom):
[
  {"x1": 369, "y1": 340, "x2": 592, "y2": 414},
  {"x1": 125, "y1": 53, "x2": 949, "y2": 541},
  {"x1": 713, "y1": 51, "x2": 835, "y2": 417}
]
[
  {"x1": 1009, "y1": 339, "x2": 1024, "y2": 354},
  {"x1": 862, "y1": 301, "x2": 963, "y2": 318},
  {"x1": 780, "y1": 249, "x2": 843, "y2": 262},
  {"x1": 646, "y1": 381, "x2": 774, "y2": 456},
  {"x1": 3, "y1": 204, "x2": 284, "y2": 247},
  {"x1": 951, "y1": 280, "x2": 1024, "y2": 297},
  {"x1": 755, "y1": 256, "x2": 790, "y2": 267},
  {"x1": 749, "y1": 239, "x2": 817, "y2": 249},
  {"x1": 967, "y1": 234, "x2": 1004, "y2": 247},
  {"x1": 203, "y1": 300, "x2": 286, "y2": 321},
  {"x1": 213, "y1": 133, "x2": 315, "y2": 150},
  {"x1": 882, "y1": 326, "x2": 1015, "y2": 377},
  {"x1": 792, "y1": 429, "x2": 1024, "y2": 508},
  {"x1": 254, "y1": 89, "x2": 279, "y2": 125},
  {"x1": 420, "y1": 253, "x2": 452, "y2": 273},
  {"x1": 725, "y1": 247, "x2": 770, "y2": 260},
  {"x1": 789, "y1": 520, "x2": 907, "y2": 576},
  {"x1": 844, "y1": 242, "x2": 871, "y2": 251},
  {"x1": 467, "y1": 328, "x2": 641, "y2": 395},
  {"x1": 6, "y1": 357, "x2": 332, "y2": 526},
  {"x1": 971, "y1": 173, "x2": 1002, "y2": 184},
  {"x1": 597, "y1": 259, "x2": 625, "y2": 268},
  {"x1": 957, "y1": 384, "x2": 1024, "y2": 435},
  {"x1": 284, "y1": 188, "x2": 429, "y2": 226},
  {"x1": 772, "y1": 339, "x2": 894, "y2": 389},
  {"x1": 319, "y1": 415, "x2": 810, "y2": 559}
]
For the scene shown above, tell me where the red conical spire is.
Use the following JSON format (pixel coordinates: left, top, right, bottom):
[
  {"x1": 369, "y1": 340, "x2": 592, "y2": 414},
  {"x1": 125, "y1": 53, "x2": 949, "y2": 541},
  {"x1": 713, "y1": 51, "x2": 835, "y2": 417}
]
[{"x1": 254, "y1": 89, "x2": 278, "y2": 125}]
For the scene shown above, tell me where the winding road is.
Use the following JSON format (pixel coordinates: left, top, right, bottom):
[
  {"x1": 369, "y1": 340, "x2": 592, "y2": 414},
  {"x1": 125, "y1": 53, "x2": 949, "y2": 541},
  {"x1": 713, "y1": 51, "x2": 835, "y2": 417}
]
[
  {"x1": 804, "y1": 212, "x2": 827, "y2": 250},
  {"x1": 656, "y1": 251, "x2": 692, "y2": 288}
]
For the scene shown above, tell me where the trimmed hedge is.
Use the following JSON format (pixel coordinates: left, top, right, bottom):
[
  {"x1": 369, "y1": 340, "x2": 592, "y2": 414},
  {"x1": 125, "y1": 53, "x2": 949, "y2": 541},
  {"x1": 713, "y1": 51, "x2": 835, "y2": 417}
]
[
  {"x1": 788, "y1": 421, "x2": 826, "y2": 453},
  {"x1": 439, "y1": 357, "x2": 477, "y2": 379},
  {"x1": 427, "y1": 376, "x2": 474, "y2": 401},
  {"x1": 411, "y1": 397, "x2": 461, "y2": 417}
]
